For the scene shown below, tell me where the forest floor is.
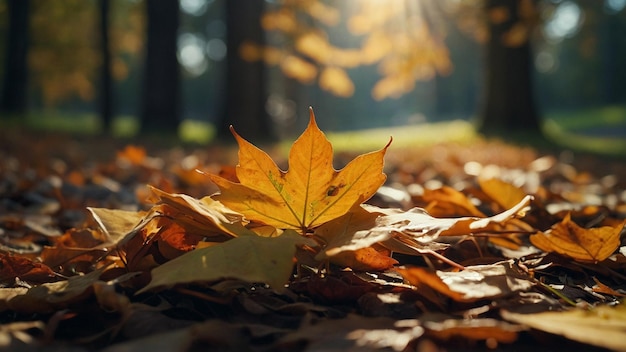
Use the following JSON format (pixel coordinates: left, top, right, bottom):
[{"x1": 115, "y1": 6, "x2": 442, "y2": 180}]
[{"x1": 0, "y1": 126, "x2": 625, "y2": 351}]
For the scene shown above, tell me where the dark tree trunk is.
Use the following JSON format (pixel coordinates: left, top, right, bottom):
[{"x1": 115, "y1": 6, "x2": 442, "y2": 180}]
[
  {"x1": 1, "y1": 0, "x2": 30, "y2": 116},
  {"x1": 99, "y1": 0, "x2": 113, "y2": 133},
  {"x1": 140, "y1": 0, "x2": 181, "y2": 135},
  {"x1": 477, "y1": 0, "x2": 541, "y2": 136},
  {"x1": 218, "y1": 0, "x2": 274, "y2": 142}
]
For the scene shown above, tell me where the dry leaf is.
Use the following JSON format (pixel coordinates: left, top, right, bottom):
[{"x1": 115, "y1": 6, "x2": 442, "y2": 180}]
[
  {"x1": 422, "y1": 186, "x2": 485, "y2": 217},
  {"x1": 530, "y1": 213, "x2": 624, "y2": 262},
  {"x1": 501, "y1": 305, "x2": 626, "y2": 351},
  {"x1": 396, "y1": 260, "x2": 535, "y2": 302},
  {"x1": 278, "y1": 314, "x2": 423, "y2": 351},
  {"x1": 0, "y1": 253, "x2": 59, "y2": 286},
  {"x1": 478, "y1": 178, "x2": 527, "y2": 210},
  {"x1": 209, "y1": 108, "x2": 390, "y2": 233},
  {"x1": 328, "y1": 246, "x2": 398, "y2": 271},
  {"x1": 137, "y1": 230, "x2": 313, "y2": 293},
  {"x1": 321, "y1": 196, "x2": 532, "y2": 258},
  {"x1": 422, "y1": 314, "x2": 523, "y2": 344}
]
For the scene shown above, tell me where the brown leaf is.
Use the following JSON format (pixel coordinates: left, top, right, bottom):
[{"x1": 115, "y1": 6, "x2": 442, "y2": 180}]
[
  {"x1": 396, "y1": 260, "x2": 535, "y2": 302},
  {"x1": 530, "y1": 213, "x2": 624, "y2": 262},
  {"x1": 328, "y1": 246, "x2": 398, "y2": 271},
  {"x1": 0, "y1": 253, "x2": 59, "y2": 286},
  {"x1": 423, "y1": 313, "x2": 522, "y2": 344},
  {"x1": 501, "y1": 305, "x2": 626, "y2": 351},
  {"x1": 277, "y1": 313, "x2": 423, "y2": 351}
]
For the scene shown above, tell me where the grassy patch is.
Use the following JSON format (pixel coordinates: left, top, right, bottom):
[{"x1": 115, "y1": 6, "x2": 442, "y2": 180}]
[
  {"x1": 544, "y1": 105, "x2": 626, "y2": 157},
  {"x1": 325, "y1": 120, "x2": 478, "y2": 153},
  {"x1": 2, "y1": 106, "x2": 624, "y2": 157}
]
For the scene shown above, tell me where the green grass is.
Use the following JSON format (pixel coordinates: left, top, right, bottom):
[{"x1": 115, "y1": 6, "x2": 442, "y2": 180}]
[
  {"x1": 325, "y1": 120, "x2": 478, "y2": 152},
  {"x1": 2, "y1": 106, "x2": 624, "y2": 156},
  {"x1": 543, "y1": 105, "x2": 626, "y2": 157},
  {"x1": 545, "y1": 105, "x2": 626, "y2": 129}
]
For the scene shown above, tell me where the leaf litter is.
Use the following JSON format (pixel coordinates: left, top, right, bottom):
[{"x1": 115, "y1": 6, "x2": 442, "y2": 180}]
[{"x1": 0, "y1": 111, "x2": 626, "y2": 351}]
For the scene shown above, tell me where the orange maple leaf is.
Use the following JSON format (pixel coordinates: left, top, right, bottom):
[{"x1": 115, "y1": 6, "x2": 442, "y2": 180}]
[
  {"x1": 530, "y1": 213, "x2": 625, "y2": 262},
  {"x1": 208, "y1": 108, "x2": 391, "y2": 233}
]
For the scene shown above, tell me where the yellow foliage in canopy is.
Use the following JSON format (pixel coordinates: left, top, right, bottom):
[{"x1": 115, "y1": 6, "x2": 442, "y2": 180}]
[
  {"x1": 255, "y1": 0, "x2": 453, "y2": 100},
  {"x1": 319, "y1": 67, "x2": 354, "y2": 97}
]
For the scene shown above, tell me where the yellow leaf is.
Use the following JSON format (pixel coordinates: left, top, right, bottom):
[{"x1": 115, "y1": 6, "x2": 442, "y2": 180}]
[
  {"x1": 478, "y1": 178, "x2": 527, "y2": 210},
  {"x1": 501, "y1": 305, "x2": 626, "y2": 352},
  {"x1": 295, "y1": 32, "x2": 331, "y2": 63},
  {"x1": 261, "y1": 9, "x2": 297, "y2": 32},
  {"x1": 209, "y1": 108, "x2": 391, "y2": 232},
  {"x1": 280, "y1": 55, "x2": 318, "y2": 83},
  {"x1": 530, "y1": 213, "x2": 624, "y2": 262},
  {"x1": 319, "y1": 67, "x2": 355, "y2": 97}
]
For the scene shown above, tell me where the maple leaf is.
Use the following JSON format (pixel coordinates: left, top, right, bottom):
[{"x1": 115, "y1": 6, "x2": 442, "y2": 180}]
[
  {"x1": 208, "y1": 108, "x2": 391, "y2": 232},
  {"x1": 530, "y1": 213, "x2": 624, "y2": 262}
]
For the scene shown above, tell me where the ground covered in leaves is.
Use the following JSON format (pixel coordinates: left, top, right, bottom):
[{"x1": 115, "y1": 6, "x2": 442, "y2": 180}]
[{"x1": 1, "y1": 118, "x2": 626, "y2": 351}]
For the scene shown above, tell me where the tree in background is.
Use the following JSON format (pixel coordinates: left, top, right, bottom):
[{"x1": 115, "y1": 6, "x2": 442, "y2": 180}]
[
  {"x1": 476, "y1": 0, "x2": 541, "y2": 135},
  {"x1": 140, "y1": 0, "x2": 181, "y2": 135},
  {"x1": 99, "y1": 0, "x2": 113, "y2": 133},
  {"x1": 218, "y1": 0, "x2": 274, "y2": 142},
  {"x1": 239, "y1": 0, "x2": 546, "y2": 137},
  {"x1": 0, "y1": 0, "x2": 30, "y2": 116},
  {"x1": 240, "y1": 1, "x2": 451, "y2": 101}
]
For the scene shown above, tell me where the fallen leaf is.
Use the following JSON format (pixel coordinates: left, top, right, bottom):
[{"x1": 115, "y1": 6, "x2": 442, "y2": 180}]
[
  {"x1": 592, "y1": 277, "x2": 626, "y2": 297},
  {"x1": 422, "y1": 313, "x2": 522, "y2": 344},
  {"x1": 328, "y1": 246, "x2": 398, "y2": 271},
  {"x1": 209, "y1": 108, "x2": 390, "y2": 232},
  {"x1": 137, "y1": 230, "x2": 314, "y2": 293},
  {"x1": 0, "y1": 321, "x2": 45, "y2": 347},
  {"x1": 501, "y1": 304, "x2": 626, "y2": 351},
  {"x1": 87, "y1": 207, "x2": 146, "y2": 245},
  {"x1": 148, "y1": 186, "x2": 248, "y2": 237},
  {"x1": 422, "y1": 186, "x2": 485, "y2": 217},
  {"x1": 321, "y1": 196, "x2": 532, "y2": 258},
  {"x1": 277, "y1": 314, "x2": 423, "y2": 351},
  {"x1": 0, "y1": 253, "x2": 59, "y2": 286},
  {"x1": 396, "y1": 260, "x2": 535, "y2": 302},
  {"x1": 530, "y1": 213, "x2": 624, "y2": 262},
  {"x1": 478, "y1": 178, "x2": 527, "y2": 210},
  {"x1": 1, "y1": 268, "x2": 105, "y2": 313},
  {"x1": 116, "y1": 145, "x2": 146, "y2": 166}
]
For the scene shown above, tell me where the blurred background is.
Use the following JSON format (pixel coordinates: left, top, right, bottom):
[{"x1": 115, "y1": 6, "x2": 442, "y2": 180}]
[{"x1": 0, "y1": 0, "x2": 624, "y2": 150}]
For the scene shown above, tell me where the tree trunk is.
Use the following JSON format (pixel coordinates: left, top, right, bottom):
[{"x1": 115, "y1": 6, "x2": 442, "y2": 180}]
[
  {"x1": 218, "y1": 0, "x2": 274, "y2": 142},
  {"x1": 1, "y1": 0, "x2": 30, "y2": 116},
  {"x1": 477, "y1": 0, "x2": 541, "y2": 136},
  {"x1": 140, "y1": 0, "x2": 181, "y2": 135},
  {"x1": 99, "y1": 0, "x2": 113, "y2": 133}
]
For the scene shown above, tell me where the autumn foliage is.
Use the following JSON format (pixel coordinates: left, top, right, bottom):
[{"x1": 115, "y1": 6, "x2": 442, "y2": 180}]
[{"x1": 1, "y1": 109, "x2": 625, "y2": 350}]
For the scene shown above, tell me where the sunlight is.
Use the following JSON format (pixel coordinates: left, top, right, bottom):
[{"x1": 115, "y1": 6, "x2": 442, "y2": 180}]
[
  {"x1": 544, "y1": 1, "x2": 583, "y2": 42},
  {"x1": 205, "y1": 38, "x2": 226, "y2": 61},
  {"x1": 177, "y1": 33, "x2": 209, "y2": 76},
  {"x1": 179, "y1": 0, "x2": 212, "y2": 16},
  {"x1": 605, "y1": 0, "x2": 626, "y2": 13}
]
